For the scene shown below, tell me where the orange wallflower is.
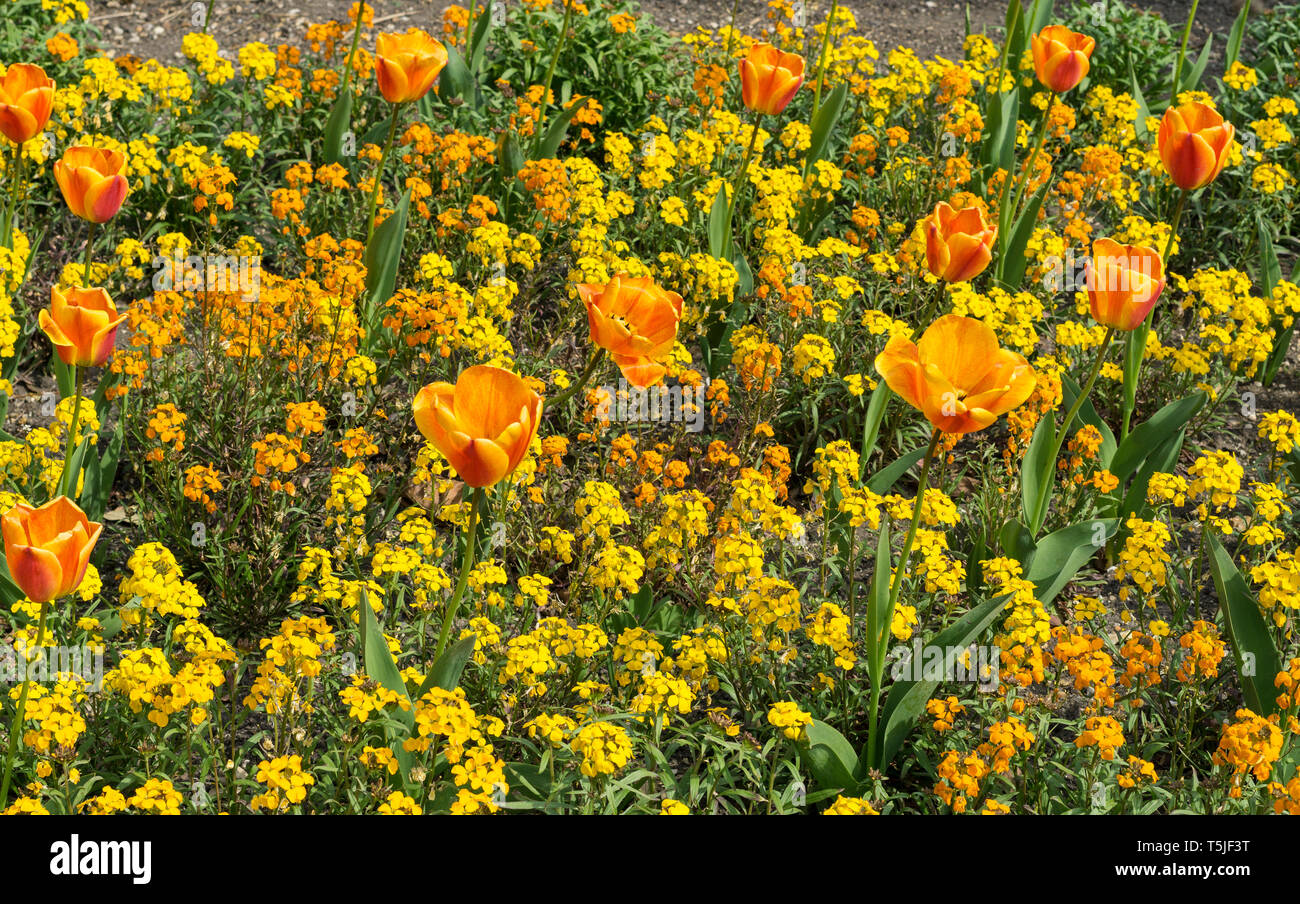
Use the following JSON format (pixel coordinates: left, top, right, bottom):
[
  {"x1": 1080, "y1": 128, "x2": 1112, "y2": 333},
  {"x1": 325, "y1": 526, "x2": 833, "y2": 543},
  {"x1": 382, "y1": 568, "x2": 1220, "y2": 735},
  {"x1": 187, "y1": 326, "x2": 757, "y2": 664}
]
[
  {"x1": 923, "y1": 201, "x2": 996, "y2": 283},
  {"x1": 1158, "y1": 101, "x2": 1235, "y2": 192},
  {"x1": 375, "y1": 30, "x2": 448, "y2": 104},
  {"x1": 739, "y1": 42, "x2": 805, "y2": 116},
  {"x1": 0, "y1": 63, "x2": 55, "y2": 144},
  {"x1": 577, "y1": 275, "x2": 684, "y2": 388},
  {"x1": 1085, "y1": 238, "x2": 1165, "y2": 331},
  {"x1": 53, "y1": 146, "x2": 129, "y2": 223},
  {"x1": 2, "y1": 497, "x2": 102, "y2": 604},
  {"x1": 875, "y1": 314, "x2": 1036, "y2": 435},
  {"x1": 1030, "y1": 25, "x2": 1094, "y2": 94},
  {"x1": 39, "y1": 286, "x2": 128, "y2": 368},
  {"x1": 413, "y1": 365, "x2": 542, "y2": 488}
]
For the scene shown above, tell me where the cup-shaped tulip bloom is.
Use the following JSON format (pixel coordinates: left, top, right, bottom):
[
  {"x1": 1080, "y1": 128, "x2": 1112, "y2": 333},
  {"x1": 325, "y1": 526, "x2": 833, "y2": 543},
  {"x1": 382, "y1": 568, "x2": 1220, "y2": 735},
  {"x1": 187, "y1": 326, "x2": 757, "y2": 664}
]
[
  {"x1": 740, "y1": 42, "x2": 805, "y2": 116},
  {"x1": 2, "y1": 497, "x2": 102, "y2": 604},
  {"x1": 39, "y1": 286, "x2": 128, "y2": 368},
  {"x1": 0, "y1": 63, "x2": 55, "y2": 145},
  {"x1": 1030, "y1": 25, "x2": 1095, "y2": 94},
  {"x1": 1158, "y1": 101, "x2": 1235, "y2": 192},
  {"x1": 375, "y1": 30, "x2": 448, "y2": 104},
  {"x1": 413, "y1": 365, "x2": 541, "y2": 488},
  {"x1": 875, "y1": 314, "x2": 1036, "y2": 435},
  {"x1": 1085, "y1": 238, "x2": 1166, "y2": 332},
  {"x1": 577, "y1": 275, "x2": 684, "y2": 388},
  {"x1": 924, "y1": 202, "x2": 997, "y2": 283},
  {"x1": 53, "y1": 146, "x2": 129, "y2": 223}
]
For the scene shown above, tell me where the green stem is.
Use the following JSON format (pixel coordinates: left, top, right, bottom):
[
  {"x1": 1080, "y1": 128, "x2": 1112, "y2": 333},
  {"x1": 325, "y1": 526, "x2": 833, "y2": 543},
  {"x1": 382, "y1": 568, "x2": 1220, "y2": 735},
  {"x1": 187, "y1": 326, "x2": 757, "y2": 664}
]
[
  {"x1": 723, "y1": 114, "x2": 763, "y2": 260},
  {"x1": 0, "y1": 600, "x2": 50, "y2": 808},
  {"x1": 339, "y1": 1, "x2": 367, "y2": 94},
  {"x1": 533, "y1": 0, "x2": 576, "y2": 151},
  {"x1": 81, "y1": 221, "x2": 97, "y2": 286},
  {"x1": 59, "y1": 365, "x2": 83, "y2": 499},
  {"x1": 1030, "y1": 325, "x2": 1115, "y2": 535},
  {"x1": 433, "y1": 487, "x2": 484, "y2": 663},
  {"x1": 867, "y1": 426, "x2": 941, "y2": 768},
  {"x1": 723, "y1": 0, "x2": 741, "y2": 61},
  {"x1": 1005, "y1": 90, "x2": 1056, "y2": 233},
  {"x1": 363, "y1": 103, "x2": 402, "y2": 249},
  {"x1": 545, "y1": 348, "x2": 604, "y2": 411},
  {"x1": 809, "y1": 0, "x2": 839, "y2": 122},
  {"x1": 1170, "y1": 0, "x2": 1200, "y2": 105}
]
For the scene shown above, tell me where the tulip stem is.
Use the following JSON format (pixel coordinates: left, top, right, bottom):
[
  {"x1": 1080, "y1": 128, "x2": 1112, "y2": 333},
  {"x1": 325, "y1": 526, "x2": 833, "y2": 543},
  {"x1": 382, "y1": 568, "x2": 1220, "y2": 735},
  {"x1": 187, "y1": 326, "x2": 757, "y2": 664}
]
[
  {"x1": 867, "y1": 426, "x2": 941, "y2": 769},
  {"x1": 723, "y1": 0, "x2": 741, "y2": 60},
  {"x1": 1005, "y1": 90, "x2": 1056, "y2": 240},
  {"x1": 545, "y1": 348, "x2": 604, "y2": 412},
  {"x1": 363, "y1": 102, "x2": 403, "y2": 250},
  {"x1": 81, "y1": 221, "x2": 97, "y2": 287},
  {"x1": 432, "y1": 487, "x2": 484, "y2": 664},
  {"x1": 809, "y1": 0, "x2": 839, "y2": 123},
  {"x1": 339, "y1": 0, "x2": 368, "y2": 95},
  {"x1": 58, "y1": 365, "x2": 83, "y2": 500},
  {"x1": 723, "y1": 113, "x2": 763, "y2": 260},
  {"x1": 1170, "y1": 0, "x2": 1200, "y2": 106},
  {"x1": 534, "y1": 0, "x2": 576, "y2": 151},
  {"x1": 1030, "y1": 324, "x2": 1115, "y2": 535},
  {"x1": 0, "y1": 600, "x2": 50, "y2": 809},
  {"x1": 1121, "y1": 189, "x2": 1185, "y2": 440}
]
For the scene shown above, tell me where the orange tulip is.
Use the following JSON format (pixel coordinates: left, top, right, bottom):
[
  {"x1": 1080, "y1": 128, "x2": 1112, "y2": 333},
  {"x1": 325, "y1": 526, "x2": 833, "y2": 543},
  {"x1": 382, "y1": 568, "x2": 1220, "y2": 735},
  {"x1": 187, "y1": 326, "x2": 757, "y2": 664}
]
[
  {"x1": 875, "y1": 314, "x2": 1036, "y2": 435},
  {"x1": 924, "y1": 202, "x2": 997, "y2": 283},
  {"x1": 413, "y1": 365, "x2": 541, "y2": 488},
  {"x1": 375, "y1": 30, "x2": 448, "y2": 104},
  {"x1": 39, "y1": 285, "x2": 128, "y2": 368},
  {"x1": 1030, "y1": 25, "x2": 1095, "y2": 94},
  {"x1": 1158, "y1": 101, "x2": 1235, "y2": 192},
  {"x1": 2, "y1": 496, "x2": 102, "y2": 604},
  {"x1": 53, "y1": 146, "x2": 129, "y2": 223},
  {"x1": 740, "y1": 42, "x2": 805, "y2": 116},
  {"x1": 1085, "y1": 238, "x2": 1165, "y2": 332},
  {"x1": 0, "y1": 63, "x2": 54, "y2": 145},
  {"x1": 577, "y1": 275, "x2": 684, "y2": 388}
]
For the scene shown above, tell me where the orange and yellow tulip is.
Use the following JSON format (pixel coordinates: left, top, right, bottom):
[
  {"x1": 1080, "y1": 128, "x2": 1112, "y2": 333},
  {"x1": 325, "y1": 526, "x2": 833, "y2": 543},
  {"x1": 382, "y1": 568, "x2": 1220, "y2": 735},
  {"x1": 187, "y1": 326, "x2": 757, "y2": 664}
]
[
  {"x1": 1030, "y1": 25, "x2": 1095, "y2": 94},
  {"x1": 53, "y1": 146, "x2": 129, "y2": 223},
  {"x1": 923, "y1": 202, "x2": 997, "y2": 283},
  {"x1": 739, "y1": 42, "x2": 805, "y2": 116},
  {"x1": 413, "y1": 365, "x2": 541, "y2": 488},
  {"x1": 1157, "y1": 101, "x2": 1235, "y2": 192},
  {"x1": 875, "y1": 314, "x2": 1036, "y2": 435},
  {"x1": 0, "y1": 63, "x2": 54, "y2": 145},
  {"x1": 2, "y1": 497, "x2": 102, "y2": 604},
  {"x1": 1085, "y1": 238, "x2": 1165, "y2": 332},
  {"x1": 577, "y1": 275, "x2": 684, "y2": 388},
  {"x1": 375, "y1": 30, "x2": 448, "y2": 104},
  {"x1": 39, "y1": 285, "x2": 128, "y2": 368}
]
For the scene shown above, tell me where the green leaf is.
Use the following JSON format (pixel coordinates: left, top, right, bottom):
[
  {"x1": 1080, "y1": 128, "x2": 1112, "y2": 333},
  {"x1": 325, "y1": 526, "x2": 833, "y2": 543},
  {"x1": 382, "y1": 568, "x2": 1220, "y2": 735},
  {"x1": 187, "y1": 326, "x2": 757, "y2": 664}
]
[
  {"x1": 1026, "y1": 519, "x2": 1117, "y2": 607},
  {"x1": 870, "y1": 516, "x2": 892, "y2": 650},
  {"x1": 498, "y1": 130, "x2": 525, "y2": 183},
  {"x1": 999, "y1": 517, "x2": 1036, "y2": 565},
  {"x1": 1060, "y1": 375, "x2": 1116, "y2": 467},
  {"x1": 363, "y1": 187, "x2": 412, "y2": 315},
  {"x1": 1207, "y1": 534, "x2": 1281, "y2": 717},
  {"x1": 983, "y1": 89, "x2": 1019, "y2": 173},
  {"x1": 806, "y1": 81, "x2": 849, "y2": 168},
  {"x1": 0, "y1": 558, "x2": 23, "y2": 610},
  {"x1": 1117, "y1": 429, "x2": 1184, "y2": 524},
  {"x1": 1020, "y1": 413, "x2": 1055, "y2": 530},
  {"x1": 801, "y1": 719, "x2": 860, "y2": 795},
  {"x1": 1129, "y1": 62, "x2": 1151, "y2": 142},
  {"x1": 858, "y1": 383, "x2": 891, "y2": 479},
  {"x1": 1225, "y1": 1, "x2": 1250, "y2": 70},
  {"x1": 83, "y1": 418, "x2": 124, "y2": 521},
  {"x1": 866, "y1": 446, "x2": 926, "y2": 494},
  {"x1": 875, "y1": 592, "x2": 1011, "y2": 768},
  {"x1": 469, "y1": 0, "x2": 493, "y2": 73},
  {"x1": 322, "y1": 90, "x2": 354, "y2": 166},
  {"x1": 416, "y1": 634, "x2": 477, "y2": 696},
  {"x1": 732, "y1": 248, "x2": 753, "y2": 297},
  {"x1": 358, "y1": 589, "x2": 417, "y2": 789},
  {"x1": 1110, "y1": 392, "x2": 1205, "y2": 482},
  {"x1": 999, "y1": 178, "x2": 1051, "y2": 289},
  {"x1": 439, "y1": 43, "x2": 473, "y2": 102},
  {"x1": 534, "y1": 96, "x2": 587, "y2": 160},
  {"x1": 707, "y1": 185, "x2": 728, "y2": 260},
  {"x1": 1181, "y1": 36, "x2": 1214, "y2": 95}
]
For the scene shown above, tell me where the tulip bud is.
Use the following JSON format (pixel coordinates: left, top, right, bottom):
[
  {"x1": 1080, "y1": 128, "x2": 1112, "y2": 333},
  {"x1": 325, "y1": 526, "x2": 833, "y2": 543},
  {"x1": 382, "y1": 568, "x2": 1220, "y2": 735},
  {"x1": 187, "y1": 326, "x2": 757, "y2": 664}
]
[
  {"x1": 923, "y1": 202, "x2": 997, "y2": 283},
  {"x1": 53, "y1": 146, "x2": 129, "y2": 224},
  {"x1": 39, "y1": 285, "x2": 128, "y2": 368},
  {"x1": 0, "y1": 63, "x2": 55, "y2": 145},
  {"x1": 2, "y1": 497, "x2": 102, "y2": 604},
  {"x1": 1158, "y1": 101, "x2": 1235, "y2": 192},
  {"x1": 739, "y1": 42, "x2": 805, "y2": 116},
  {"x1": 1085, "y1": 238, "x2": 1165, "y2": 332},
  {"x1": 1030, "y1": 25, "x2": 1095, "y2": 94},
  {"x1": 577, "y1": 275, "x2": 684, "y2": 388},
  {"x1": 375, "y1": 30, "x2": 449, "y2": 105}
]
